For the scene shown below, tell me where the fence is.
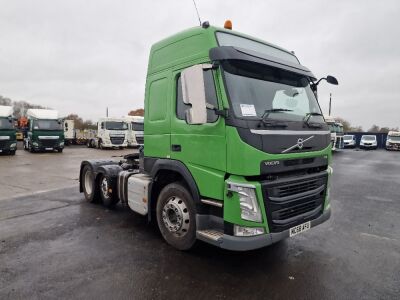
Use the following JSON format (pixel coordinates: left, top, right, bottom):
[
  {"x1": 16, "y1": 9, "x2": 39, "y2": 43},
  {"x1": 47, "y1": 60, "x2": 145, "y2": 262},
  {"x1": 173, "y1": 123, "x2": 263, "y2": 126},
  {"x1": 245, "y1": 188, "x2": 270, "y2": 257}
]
[{"x1": 345, "y1": 132, "x2": 388, "y2": 149}]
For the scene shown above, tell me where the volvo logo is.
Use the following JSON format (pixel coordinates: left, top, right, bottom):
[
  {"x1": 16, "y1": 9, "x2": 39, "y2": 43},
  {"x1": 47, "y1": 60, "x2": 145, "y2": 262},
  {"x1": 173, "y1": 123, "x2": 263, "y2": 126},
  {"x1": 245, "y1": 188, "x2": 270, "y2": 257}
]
[
  {"x1": 264, "y1": 161, "x2": 280, "y2": 166},
  {"x1": 282, "y1": 136, "x2": 314, "y2": 153},
  {"x1": 297, "y1": 138, "x2": 304, "y2": 149}
]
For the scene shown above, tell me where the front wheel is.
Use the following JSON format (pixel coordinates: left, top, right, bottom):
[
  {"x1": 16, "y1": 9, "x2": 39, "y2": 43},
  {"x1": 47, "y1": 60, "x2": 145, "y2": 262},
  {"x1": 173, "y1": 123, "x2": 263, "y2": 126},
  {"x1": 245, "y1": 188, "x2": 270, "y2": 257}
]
[
  {"x1": 58, "y1": 148, "x2": 63, "y2": 153},
  {"x1": 98, "y1": 175, "x2": 119, "y2": 208},
  {"x1": 10, "y1": 150, "x2": 16, "y2": 156},
  {"x1": 156, "y1": 182, "x2": 197, "y2": 251}
]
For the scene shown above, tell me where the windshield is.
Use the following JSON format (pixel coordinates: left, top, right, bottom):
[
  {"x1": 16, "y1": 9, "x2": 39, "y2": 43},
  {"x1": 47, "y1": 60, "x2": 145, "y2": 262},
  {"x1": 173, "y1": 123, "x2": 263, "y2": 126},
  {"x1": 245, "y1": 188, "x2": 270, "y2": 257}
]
[
  {"x1": 222, "y1": 61, "x2": 323, "y2": 123},
  {"x1": 388, "y1": 136, "x2": 400, "y2": 141},
  {"x1": 344, "y1": 135, "x2": 354, "y2": 140},
  {"x1": 0, "y1": 118, "x2": 14, "y2": 130},
  {"x1": 334, "y1": 124, "x2": 343, "y2": 133},
  {"x1": 132, "y1": 122, "x2": 144, "y2": 131},
  {"x1": 105, "y1": 121, "x2": 128, "y2": 130},
  {"x1": 362, "y1": 136, "x2": 376, "y2": 141},
  {"x1": 33, "y1": 120, "x2": 62, "y2": 130}
]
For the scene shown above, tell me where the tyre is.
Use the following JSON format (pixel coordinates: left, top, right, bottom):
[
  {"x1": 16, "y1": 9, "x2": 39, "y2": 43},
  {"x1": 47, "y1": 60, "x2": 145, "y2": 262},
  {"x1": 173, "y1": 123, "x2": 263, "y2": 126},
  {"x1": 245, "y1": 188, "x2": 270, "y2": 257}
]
[
  {"x1": 99, "y1": 140, "x2": 104, "y2": 150},
  {"x1": 10, "y1": 150, "x2": 16, "y2": 155},
  {"x1": 58, "y1": 148, "x2": 63, "y2": 153},
  {"x1": 87, "y1": 140, "x2": 91, "y2": 148},
  {"x1": 29, "y1": 143, "x2": 35, "y2": 153},
  {"x1": 156, "y1": 182, "x2": 197, "y2": 251},
  {"x1": 81, "y1": 165, "x2": 99, "y2": 203},
  {"x1": 98, "y1": 174, "x2": 119, "y2": 208}
]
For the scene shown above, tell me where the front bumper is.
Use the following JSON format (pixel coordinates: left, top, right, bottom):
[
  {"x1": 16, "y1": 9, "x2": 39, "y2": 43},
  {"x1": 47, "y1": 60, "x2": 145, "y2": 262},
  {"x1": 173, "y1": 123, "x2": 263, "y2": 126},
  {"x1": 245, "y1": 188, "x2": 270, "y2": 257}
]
[
  {"x1": 386, "y1": 144, "x2": 400, "y2": 150},
  {"x1": 0, "y1": 140, "x2": 17, "y2": 152},
  {"x1": 201, "y1": 208, "x2": 331, "y2": 251}
]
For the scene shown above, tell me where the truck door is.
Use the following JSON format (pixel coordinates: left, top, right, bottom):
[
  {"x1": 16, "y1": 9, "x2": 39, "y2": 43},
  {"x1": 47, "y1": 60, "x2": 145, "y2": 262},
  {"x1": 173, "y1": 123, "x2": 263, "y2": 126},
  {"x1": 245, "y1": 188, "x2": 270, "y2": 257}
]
[{"x1": 170, "y1": 68, "x2": 226, "y2": 200}]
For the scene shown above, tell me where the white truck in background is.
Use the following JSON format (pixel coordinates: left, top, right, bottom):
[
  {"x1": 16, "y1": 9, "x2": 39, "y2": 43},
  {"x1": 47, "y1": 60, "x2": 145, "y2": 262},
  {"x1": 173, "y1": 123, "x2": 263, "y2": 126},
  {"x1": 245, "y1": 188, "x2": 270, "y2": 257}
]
[
  {"x1": 386, "y1": 131, "x2": 400, "y2": 151},
  {"x1": 87, "y1": 117, "x2": 128, "y2": 149},
  {"x1": 124, "y1": 115, "x2": 144, "y2": 147},
  {"x1": 64, "y1": 120, "x2": 75, "y2": 145},
  {"x1": 324, "y1": 115, "x2": 337, "y2": 150}
]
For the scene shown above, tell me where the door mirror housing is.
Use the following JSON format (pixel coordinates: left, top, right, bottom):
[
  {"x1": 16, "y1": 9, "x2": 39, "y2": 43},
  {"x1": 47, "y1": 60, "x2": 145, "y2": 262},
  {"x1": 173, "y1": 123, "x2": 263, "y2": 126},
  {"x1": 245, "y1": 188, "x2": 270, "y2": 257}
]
[
  {"x1": 181, "y1": 64, "x2": 212, "y2": 124},
  {"x1": 326, "y1": 75, "x2": 338, "y2": 85}
]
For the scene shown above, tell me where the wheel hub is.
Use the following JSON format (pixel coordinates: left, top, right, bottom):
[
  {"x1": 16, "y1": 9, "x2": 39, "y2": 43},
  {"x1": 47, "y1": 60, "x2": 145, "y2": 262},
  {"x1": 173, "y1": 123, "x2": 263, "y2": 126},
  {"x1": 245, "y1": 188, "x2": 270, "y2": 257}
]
[
  {"x1": 101, "y1": 177, "x2": 110, "y2": 199},
  {"x1": 162, "y1": 197, "x2": 190, "y2": 236}
]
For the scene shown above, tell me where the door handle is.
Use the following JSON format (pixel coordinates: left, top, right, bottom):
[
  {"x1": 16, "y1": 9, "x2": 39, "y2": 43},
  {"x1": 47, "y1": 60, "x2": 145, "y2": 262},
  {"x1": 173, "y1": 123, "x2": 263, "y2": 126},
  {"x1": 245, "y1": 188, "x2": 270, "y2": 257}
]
[{"x1": 171, "y1": 144, "x2": 181, "y2": 152}]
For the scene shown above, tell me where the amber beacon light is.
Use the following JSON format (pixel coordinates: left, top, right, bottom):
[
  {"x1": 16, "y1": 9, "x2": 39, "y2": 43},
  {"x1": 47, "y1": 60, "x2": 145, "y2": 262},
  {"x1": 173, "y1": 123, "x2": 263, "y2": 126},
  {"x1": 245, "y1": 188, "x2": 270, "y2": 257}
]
[{"x1": 224, "y1": 20, "x2": 232, "y2": 30}]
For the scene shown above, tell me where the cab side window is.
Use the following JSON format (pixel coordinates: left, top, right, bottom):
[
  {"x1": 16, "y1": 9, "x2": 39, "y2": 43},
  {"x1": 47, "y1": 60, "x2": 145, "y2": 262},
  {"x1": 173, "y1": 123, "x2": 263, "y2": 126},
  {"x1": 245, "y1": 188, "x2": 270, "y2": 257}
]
[{"x1": 176, "y1": 70, "x2": 218, "y2": 123}]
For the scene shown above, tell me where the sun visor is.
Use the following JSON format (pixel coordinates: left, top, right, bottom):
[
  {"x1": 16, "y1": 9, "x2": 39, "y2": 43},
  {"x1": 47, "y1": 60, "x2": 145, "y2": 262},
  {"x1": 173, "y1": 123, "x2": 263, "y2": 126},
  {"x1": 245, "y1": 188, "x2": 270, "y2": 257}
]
[{"x1": 209, "y1": 46, "x2": 316, "y2": 80}]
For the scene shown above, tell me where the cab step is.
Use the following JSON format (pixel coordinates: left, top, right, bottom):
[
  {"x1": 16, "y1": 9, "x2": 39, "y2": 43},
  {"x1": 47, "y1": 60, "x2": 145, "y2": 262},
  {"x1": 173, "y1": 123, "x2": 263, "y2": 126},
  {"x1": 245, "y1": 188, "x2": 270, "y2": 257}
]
[{"x1": 196, "y1": 229, "x2": 223, "y2": 242}]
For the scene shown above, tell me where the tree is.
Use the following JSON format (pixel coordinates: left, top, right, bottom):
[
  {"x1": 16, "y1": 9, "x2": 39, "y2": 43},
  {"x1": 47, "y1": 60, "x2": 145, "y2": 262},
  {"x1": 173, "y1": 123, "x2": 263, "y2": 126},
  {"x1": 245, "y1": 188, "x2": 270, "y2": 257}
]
[
  {"x1": 368, "y1": 124, "x2": 380, "y2": 133},
  {"x1": 349, "y1": 126, "x2": 363, "y2": 132},
  {"x1": 334, "y1": 117, "x2": 351, "y2": 132},
  {"x1": 379, "y1": 127, "x2": 390, "y2": 133},
  {"x1": 128, "y1": 108, "x2": 144, "y2": 116}
]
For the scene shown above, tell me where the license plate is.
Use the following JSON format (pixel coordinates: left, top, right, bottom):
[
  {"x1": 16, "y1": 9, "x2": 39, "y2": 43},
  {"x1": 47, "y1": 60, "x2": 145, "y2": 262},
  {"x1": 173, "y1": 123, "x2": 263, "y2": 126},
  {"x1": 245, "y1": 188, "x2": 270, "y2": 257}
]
[
  {"x1": 289, "y1": 221, "x2": 311, "y2": 237},
  {"x1": 45, "y1": 148, "x2": 53, "y2": 150}
]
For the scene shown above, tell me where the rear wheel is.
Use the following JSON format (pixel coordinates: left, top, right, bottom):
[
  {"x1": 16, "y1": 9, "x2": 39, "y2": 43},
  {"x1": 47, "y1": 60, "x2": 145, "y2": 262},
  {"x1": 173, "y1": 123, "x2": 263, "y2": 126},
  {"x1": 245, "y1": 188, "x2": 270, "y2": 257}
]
[
  {"x1": 82, "y1": 165, "x2": 99, "y2": 203},
  {"x1": 156, "y1": 182, "x2": 197, "y2": 250},
  {"x1": 98, "y1": 174, "x2": 119, "y2": 208}
]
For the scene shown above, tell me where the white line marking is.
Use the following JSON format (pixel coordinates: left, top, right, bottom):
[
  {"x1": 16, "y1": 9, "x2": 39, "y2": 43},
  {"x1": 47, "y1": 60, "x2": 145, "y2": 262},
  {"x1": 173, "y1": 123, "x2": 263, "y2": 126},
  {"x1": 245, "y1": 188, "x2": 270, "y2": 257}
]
[
  {"x1": 0, "y1": 185, "x2": 77, "y2": 201},
  {"x1": 364, "y1": 196, "x2": 394, "y2": 203},
  {"x1": 360, "y1": 232, "x2": 398, "y2": 242}
]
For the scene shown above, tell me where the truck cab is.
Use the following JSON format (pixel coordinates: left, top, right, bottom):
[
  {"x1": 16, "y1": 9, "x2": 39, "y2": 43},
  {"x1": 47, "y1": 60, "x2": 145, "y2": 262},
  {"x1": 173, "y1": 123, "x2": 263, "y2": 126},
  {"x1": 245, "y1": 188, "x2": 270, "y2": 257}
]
[
  {"x1": 64, "y1": 120, "x2": 75, "y2": 145},
  {"x1": 79, "y1": 23, "x2": 337, "y2": 251},
  {"x1": 89, "y1": 117, "x2": 128, "y2": 149},
  {"x1": 386, "y1": 131, "x2": 400, "y2": 151},
  {"x1": 0, "y1": 105, "x2": 17, "y2": 155},
  {"x1": 24, "y1": 109, "x2": 64, "y2": 153},
  {"x1": 334, "y1": 122, "x2": 344, "y2": 149},
  {"x1": 125, "y1": 116, "x2": 144, "y2": 147}
]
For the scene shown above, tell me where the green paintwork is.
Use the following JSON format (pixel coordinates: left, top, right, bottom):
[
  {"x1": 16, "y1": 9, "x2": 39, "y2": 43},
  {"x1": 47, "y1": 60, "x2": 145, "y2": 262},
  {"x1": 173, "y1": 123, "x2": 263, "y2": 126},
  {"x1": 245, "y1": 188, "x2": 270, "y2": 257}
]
[
  {"x1": 27, "y1": 117, "x2": 64, "y2": 151},
  {"x1": 0, "y1": 129, "x2": 17, "y2": 152},
  {"x1": 144, "y1": 25, "x2": 332, "y2": 230}
]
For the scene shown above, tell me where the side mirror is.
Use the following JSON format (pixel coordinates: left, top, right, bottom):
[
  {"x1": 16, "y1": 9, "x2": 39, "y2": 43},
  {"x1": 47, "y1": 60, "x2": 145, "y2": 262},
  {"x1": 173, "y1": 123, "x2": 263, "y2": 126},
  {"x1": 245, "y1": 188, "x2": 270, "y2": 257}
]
[
  {"x1": 181, "y1": 64, "x2": 211, "y2": 124},
  {"x1": 326, "y1": 75, "x2": 338, "y2": 85}
]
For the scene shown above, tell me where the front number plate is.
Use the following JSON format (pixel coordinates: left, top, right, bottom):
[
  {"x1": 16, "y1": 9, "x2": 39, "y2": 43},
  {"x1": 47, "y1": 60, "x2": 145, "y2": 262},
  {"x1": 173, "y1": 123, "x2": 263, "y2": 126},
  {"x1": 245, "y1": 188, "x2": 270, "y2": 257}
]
[
  {"x1": 45, "y1": 148, "x2": 53, "y2": 150},
  {"x1": 289, "y1": 221, "x2": 311, "y2": 237}
]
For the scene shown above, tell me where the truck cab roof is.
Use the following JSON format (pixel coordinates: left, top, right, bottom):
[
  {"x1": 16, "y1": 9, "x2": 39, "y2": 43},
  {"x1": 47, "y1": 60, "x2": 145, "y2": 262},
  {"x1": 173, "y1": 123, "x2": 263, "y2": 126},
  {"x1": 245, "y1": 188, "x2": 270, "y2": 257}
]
[
  {"x1": 0, "y1": 105, "x2": 13, "y2": 117},
  {"x1": 27, "y1": 109, "x2": 59, "y2": 120},
  {"x1": 147, "y1": 25, "x2": 301, "y2": 76}
]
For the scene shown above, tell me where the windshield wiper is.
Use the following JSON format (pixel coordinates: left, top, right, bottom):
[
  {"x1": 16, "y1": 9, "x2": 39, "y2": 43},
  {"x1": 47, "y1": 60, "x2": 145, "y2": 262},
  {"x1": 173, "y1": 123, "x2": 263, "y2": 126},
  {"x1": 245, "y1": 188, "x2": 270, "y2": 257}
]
[
  {"x1": 303, "y1": 112, "x2": 324, "y2": 128},
  {"x1": 258, "y1": 108, "x2": 292, "y2": 128}
]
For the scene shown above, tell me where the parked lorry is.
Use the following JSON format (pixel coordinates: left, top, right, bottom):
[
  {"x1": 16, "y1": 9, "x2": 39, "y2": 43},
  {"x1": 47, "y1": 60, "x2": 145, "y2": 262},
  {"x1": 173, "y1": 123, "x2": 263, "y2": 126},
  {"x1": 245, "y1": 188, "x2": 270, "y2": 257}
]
[
  {"x1": 386, "y1": 131, "x2": 400, "y2": 151},
  {"x1": 334, "y1": 122, "x2": 344, "y2": 149},
  {"x1": 87, "y1": 117, "x2": 128, "y2": 149},
  {"x1": 64, "y1": 120, "x2": 75, "y2": 145},
  {"x1": 0, "y1": 105, "x2": 17, "y2": 155},
  {"x1": 24, "y1": 109, "x2": 64, "y2": 153},
  {"x1": 324, "y1": 115, "x2": 337, "y2": 150},
  {"x1": 79, "y1": 22, "x2": 337, "y2": 251},
  {"x1": 125, "y1": 115, "x2": 144, "y2": 147}
]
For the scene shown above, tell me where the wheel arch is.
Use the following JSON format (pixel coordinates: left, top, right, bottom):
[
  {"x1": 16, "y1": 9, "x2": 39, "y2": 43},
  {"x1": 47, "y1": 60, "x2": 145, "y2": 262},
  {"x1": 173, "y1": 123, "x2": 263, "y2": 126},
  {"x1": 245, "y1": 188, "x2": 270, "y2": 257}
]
[{"x1": 147, "y1": 159, "x2": 201, "y2": 222}]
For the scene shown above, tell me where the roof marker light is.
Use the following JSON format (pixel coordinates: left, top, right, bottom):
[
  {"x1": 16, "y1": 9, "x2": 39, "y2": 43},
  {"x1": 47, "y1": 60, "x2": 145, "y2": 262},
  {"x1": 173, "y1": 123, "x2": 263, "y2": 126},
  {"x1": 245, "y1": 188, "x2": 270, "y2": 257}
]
[{"x1": 224, "y1": 20, "x2": 232, "y2": 30}]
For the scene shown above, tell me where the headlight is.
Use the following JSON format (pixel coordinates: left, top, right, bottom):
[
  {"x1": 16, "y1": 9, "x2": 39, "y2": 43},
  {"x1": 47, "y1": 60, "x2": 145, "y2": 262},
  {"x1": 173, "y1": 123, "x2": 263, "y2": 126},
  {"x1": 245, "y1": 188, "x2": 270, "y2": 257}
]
[
  {"x1": 10, "y1": 143, "x2": 16, "y2": 148},
  {"x1": 59, "y1": 142, "x2": 64, "y2": 146},
  {"x1": 227, "y1": 183, "x2": 262, "y2": 222},
  {"x1": 234, "y1": 225, "x2": 264, "y2": 237},
  {"x1": 33, "y1": 142, "x2": 39, "y2": 146}
]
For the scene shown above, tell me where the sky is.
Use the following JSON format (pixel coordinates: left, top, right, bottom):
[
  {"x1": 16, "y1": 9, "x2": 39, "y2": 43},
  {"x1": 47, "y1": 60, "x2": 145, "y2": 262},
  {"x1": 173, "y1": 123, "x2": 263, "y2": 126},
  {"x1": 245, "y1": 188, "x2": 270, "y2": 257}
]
[{"x1": 0, "y1": 0, "x2": 399, "y2": 129}]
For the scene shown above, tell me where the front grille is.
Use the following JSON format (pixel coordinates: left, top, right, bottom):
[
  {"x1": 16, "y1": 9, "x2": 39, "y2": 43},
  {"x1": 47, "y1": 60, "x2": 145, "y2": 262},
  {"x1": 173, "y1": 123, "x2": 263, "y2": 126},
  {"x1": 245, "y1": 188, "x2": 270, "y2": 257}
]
[
  {"x1": 110, "y1": 137, "x2": 124, "y2": 145},
  {"x1": 0, "y1": 140, "x2": 9, "y2": 148},
  {"x1": 136, "y1": 135, "x2": 144, "y2": 144},
  {"x1": 40, "y1": 139, "x2": 58, "y2": 148},
  {"x1": 262, "y1": 171, "x2": 327, "y2": 232}
]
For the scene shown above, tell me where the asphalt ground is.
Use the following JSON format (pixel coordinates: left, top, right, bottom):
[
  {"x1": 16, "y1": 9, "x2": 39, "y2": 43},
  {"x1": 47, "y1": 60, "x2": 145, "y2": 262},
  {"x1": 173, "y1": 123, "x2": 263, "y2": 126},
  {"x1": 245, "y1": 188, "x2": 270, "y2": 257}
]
[{"x1": 0, "y1": 146, "x2": 399, "y2": 299}]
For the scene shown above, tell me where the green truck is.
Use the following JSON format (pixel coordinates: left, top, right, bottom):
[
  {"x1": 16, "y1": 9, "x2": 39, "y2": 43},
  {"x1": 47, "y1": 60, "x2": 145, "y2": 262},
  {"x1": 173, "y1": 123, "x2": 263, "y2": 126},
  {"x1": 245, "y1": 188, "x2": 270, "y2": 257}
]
[
  {"x1": 24, "y1": 109, "x2": 64, "y2": 153},
  {"x1": 79, "y1": 22, "x2": 338, "y2": 251},
  {"x1": 0, "y1": 105, "x2": 17, "y2": 155}
]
